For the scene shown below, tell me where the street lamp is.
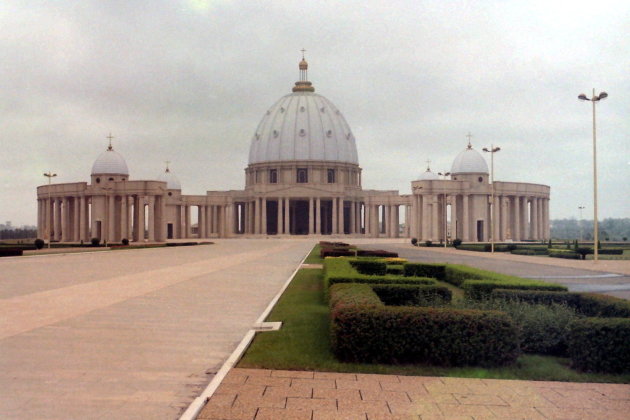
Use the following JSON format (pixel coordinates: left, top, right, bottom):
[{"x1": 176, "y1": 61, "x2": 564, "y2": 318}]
[
  {"x1": 578, "y1": 89, "x2": 607, "y2": 262},
  {"x1": 43, "y1": 172, "x2": 57, "y2": 248},
  {"x1": 578, "y1": 205, "x2": 585, "y2": 241},
  {"x1": 438, "y1": 172, "x2": 451, "y2": 247},
  {"x1": 482, "y1": 145, "x2": 501, "y2": 253}
]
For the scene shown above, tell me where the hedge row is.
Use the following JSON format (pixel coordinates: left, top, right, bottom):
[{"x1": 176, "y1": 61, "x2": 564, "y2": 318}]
[
  {"x1": 324, "y1": 258, "x2": 435, "y2": 291},
  {"x1": 329, "y1": 283, "x2": 520, "y2": 366},
  {"x1": 463, "y1": 280, "x2": 567, "y2": 300},
  {"x1": 548, "y1": 250, "x2": 580, "y2": 259},
  {"x1": 349, "y1": 260, "x2": 387, "y2": 275},
  {"x1": 371, "y1": 284, "x2": 452, "y2": 306},
  {"x1": 491, "y1": 289, "x2": 630, "y2": 318},
  {"x1": 0, "y1": 248, "x2": 23, "y2": 257},
  {"x1": 568, "y1": 317, "x2": 630, "y2": 373},
  {"x1": 403, "y1": 263, "x2": 446, "y2": 280}
]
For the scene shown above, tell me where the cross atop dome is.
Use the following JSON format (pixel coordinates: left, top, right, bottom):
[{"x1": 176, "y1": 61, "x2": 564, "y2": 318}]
[
  {"x1": 293, "y1": 49, "x2": 315, "y2": 92},
  {"x1": 106, "y1": 132, "x2": 115, "y2": 151},
  {"x1": 466, "y1": 132, "x2": 473, "y2": 149}
]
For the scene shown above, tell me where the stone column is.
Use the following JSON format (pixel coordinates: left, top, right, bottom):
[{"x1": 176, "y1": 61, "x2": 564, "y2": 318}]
[
  {"x1": 316, "y1": 198, "x2": 321, "y2": 234},
  {"x1": 121, "y1": 196, "x2": 128, "y2": 241},
  {"x1": 349, "y1": 201, "x2": 355, "y2": 234},
  {"x1": 254, "y1": 199, "x2": 260, "y2": 234},
  {"x1": 339, "y1": 199, "x2": 345, "y2": 235},
  {"x1": 60, "y1": 197, "x2": 68, "y2": 242},
  {"x1": 462, "y1": 194, "x2": 469, "y2": 242},
  {"x1": 284, "y1": 198, "x2": 290, "y2": 235},
  {"x1": 332, "y1": 198, "x2": 338, "y2": 234},
  {"x1": 261, "y1": 198, "x2": 267, "y2": 235},
  {"x1": 276, "y1": 198, "x2": 283, "y2": 235},
  {"x1": 365, "y1": 204, "x2": 371, "y2": 236},
  {"x1": 432, "y1": 196, "x2": 439, "y2": 241},
  {"x1": 309, "y1": 198, "x2": 314, "y2": 234},
  {"x1": 512, "y1": 197, "x2": 520, "y2": 241},
  {"x1": 450, "y1": 195, "x2": 458, "y2": 240},
  {"x1": 53, "y1": 198, "x2": 61, "y2": 241},
  {"x1": 148, "y1": 196, "x2": 155, "y2": 241},
  {"x1": 106, "y1": 196, "x2": 115, "y2": 242},
  {"x1": 538, "y1": 198, "x2": 544, "y2": 240},
  {"x1": 137, "y1": 196, "x2": 145, "y2": 241},
  {"x1": 199, "y1": 205, "x2": 206, "y2": 238}
]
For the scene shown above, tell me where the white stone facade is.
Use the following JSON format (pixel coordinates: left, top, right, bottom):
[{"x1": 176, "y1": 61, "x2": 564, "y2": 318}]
[{"x1": 36, "y1": 59, "x2": 550, "y2": 243}]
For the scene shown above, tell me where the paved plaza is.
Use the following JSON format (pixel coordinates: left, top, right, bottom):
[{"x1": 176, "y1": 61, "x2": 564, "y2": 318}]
[
  {"x1": 0, "y1": 239, "x2": 314, "y2": 419},
  {"x1": 1, "y1": 238, "x2": 629, "y2": 419}
]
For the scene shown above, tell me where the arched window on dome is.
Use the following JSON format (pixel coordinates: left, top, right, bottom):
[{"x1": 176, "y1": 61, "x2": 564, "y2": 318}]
[
  {"x1": 327, "y1": 169, "x2": 336, "y2": 184},
  {"x1": 269, "y1": 169, "x2": 278, "y2": 184}
]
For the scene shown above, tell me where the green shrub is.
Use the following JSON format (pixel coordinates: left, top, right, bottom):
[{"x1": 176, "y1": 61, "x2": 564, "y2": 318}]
[
  {"x1": 349, "y1": 260, "x2": 387, "y2": 275},
  {"x1": 403, "y1": 263, "x2": 446, "y2": 280},
  {"x1": 462, "y1": 280, "x2": 567, "y2": 300},
  {"x1": 548, "y1": 250, "x2": 580, "y2": 259},
  {"x1": 372, "y1": 284, "x2": 452, "y2": 306},
  {"x1": 329, "y1": 283, "x2": 382, "y2": 310},
  {"x1": 425, "y1": 240, "x2": 432, "y2": 247},
  {"x1": 568, "y1": 317, "x2": 630, "y2": 373},
  {"x1": 121, "y1": 238, "x2": 129, "y2": 246},
  {"x1": 356, "y1": 249, "x2": 398, "y2": 257},
  {"x1": 324, "y1": 258, "x2": 435, "y2": 291},
  {"x1": 510, "y1": 249, "x2": 536, "y2": 255},
  {"x1": 385, "y1": 265, "x2": 404, "y2": 275},
  {"x1": 452, "y1": 238, "x2": 462, "y2": 247},
  {"x1": 34, "y1": 238, "x2": 45, "y2": 249},
  {"x1": 411, "y1": 238, "x2": 418, "y2": 246},
  {"x1": 491, "y1": 289, "x2": 630, "y2": 318},
  {"x1": 443, "y1": 264, "x2": 534, "y2": 287},
  {"x1": 0, "y1": 248, "x2": 23, "y2": 257},
  {"x1": 331, "y1": 302, "x2": 519, "y2": 366},
  {"x1": 90, "y1": 237, "x2": 100, "y2": 247}
]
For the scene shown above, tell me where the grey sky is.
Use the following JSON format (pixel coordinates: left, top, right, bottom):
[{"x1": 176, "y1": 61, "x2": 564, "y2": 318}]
[{"x1": 1, "y1": 0, "x2": 628, "y2": 227}]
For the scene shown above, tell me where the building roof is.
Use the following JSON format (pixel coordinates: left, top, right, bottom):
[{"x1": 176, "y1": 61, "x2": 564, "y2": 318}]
[
  {"x1": 91, "y1": 146, "x2": 129, "y2": 176},
  {"x1": 417, "y1": 166, "x2": 439, "y2": 180},
  {"x1": 248, "y1": 58, "x2": 359, "y2": 165},
  {"x1": 451, "y1": 144, "x2": 488, "y2": 174}
]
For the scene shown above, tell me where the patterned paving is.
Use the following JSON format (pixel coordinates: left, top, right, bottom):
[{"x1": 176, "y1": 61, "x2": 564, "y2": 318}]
[{"x1": 198, "y1": 368, "x2": 630, "y2": 420}]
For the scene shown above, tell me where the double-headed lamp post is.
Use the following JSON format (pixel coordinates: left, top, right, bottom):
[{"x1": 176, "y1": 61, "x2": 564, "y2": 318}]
[
  {"x1": 43, "y1": 172, "x2": 57, "y2": 248},
  {"x1": 438, "y1": 171, "x2": 451, "y2": 247},
  {"x1": 578, "y1": 89, "x2": 607, "y2": 262},
  {"x1": 482, "y1": 145, "x2": 500, "y2": 253}
]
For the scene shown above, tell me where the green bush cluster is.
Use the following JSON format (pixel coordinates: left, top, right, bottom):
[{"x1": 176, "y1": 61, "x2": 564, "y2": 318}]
[
  {"x1": 329, "y1": 283, "x2": 519, "y2": 366},
  {"x1": 385, "y1": 265, "x2": 404, "y2": 275},
  {"x1": 349, "y1": 259, "x2": 387, "y2": 275},
  {"x1": 372, "y1": 284, "x2": 452, "y2": 306},
  {"x1": 491, "y1": 289, "x2": 630, "y2": 317},
  {"x1": 548, "y1": 249, "x2": 580, "y2": 259},
  {"x1": 403, "y1": 263, "x2": 446, "y2": 280},
  {"x1": 462, "y1": 280, "x2": 567, "y2": 300},
  {"x1": 568, "y1": 317, "x2": 630, "y2": 373}
]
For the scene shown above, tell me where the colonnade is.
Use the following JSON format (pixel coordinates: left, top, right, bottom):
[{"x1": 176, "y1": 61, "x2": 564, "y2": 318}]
[
  {"x1": 36, "y1": 194, "x2": 167, "y2": 243},
  {"x1": 408, "y1": 193, "x2": 550, "y2": 242}
]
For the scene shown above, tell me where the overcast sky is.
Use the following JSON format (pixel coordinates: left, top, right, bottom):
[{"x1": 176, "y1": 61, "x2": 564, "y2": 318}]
[{"x1": 1, "y1": 0, "x2": 628, "y2": 227}]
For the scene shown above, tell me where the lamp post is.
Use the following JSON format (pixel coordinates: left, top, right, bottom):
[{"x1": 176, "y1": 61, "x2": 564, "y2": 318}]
[
  {"x1": 438, "y1": 171, "x2": 451, "y2": 247},
  {"x1": 43, "y1": 172, "x2": 57, "y2": 248},
  {"x1": 482, "y1": 145, "x2": 500, "y2": 253},
  {"x1": 578, "y1": 205, "x2": 585, "y2": 241},
  {"x1": 578, "y1": 89, "x2": 607, "y2": 262}
]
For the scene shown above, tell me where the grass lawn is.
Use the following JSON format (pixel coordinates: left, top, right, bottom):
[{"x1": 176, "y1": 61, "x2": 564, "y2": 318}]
[{"x1": 239, "y1": 251, "x2": 630, "y2": 383}]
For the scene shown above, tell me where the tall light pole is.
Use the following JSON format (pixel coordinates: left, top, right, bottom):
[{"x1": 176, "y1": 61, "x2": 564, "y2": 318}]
[
  {"x1": 482, "y1": 145, "x2": 501, "y2": 253},
  {"x1": 438, "y1": 171, "x2": 451, "y2": 247},
  {"x1": 43, "y1": 172, "x2": 57, "y2": 249},
  {"x1": 578, "y1": 205, "x2": 585, "y2": 241},
  {"x1": 578, "y1": 89, "x2": 607, "y2": 262}
]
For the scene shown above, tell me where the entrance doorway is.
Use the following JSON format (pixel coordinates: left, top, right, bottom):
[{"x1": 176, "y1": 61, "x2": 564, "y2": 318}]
[
  {"x1": 290, "y1": 200, "x2": 309, "y2": 235},
  {"x1": 477, "y1": 220, "x2": 484, "y2": 242}
]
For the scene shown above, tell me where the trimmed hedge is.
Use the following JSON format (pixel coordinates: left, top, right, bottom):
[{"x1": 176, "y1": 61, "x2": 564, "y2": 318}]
[
  {"x1": 403, "y1": 263, "x2": 446, "y2": 280},
  {"x1": 462, "y1": 280, "x2": 567, "y2": 300},
  {"x1": 349, "y1": 260, "x2": 387, "y2": 275},
  {"x1": 372, "y1": 284, "x2": 452, "y2": 306},
  {"x1": 328, "y1": 283, "x2": 382, "y2": 310},
  {"x1": 386, "y1": 265, "x2": 404, "y2": 275},
  {"x1": 0, "y1": 248, "x2": 23, "y2": 257},
  {"x1": 330, "y1": 283, "x2": 519, "y2": 366},
  {"x1": 548, "y1": 250, "x2": 580, "y2": 259},
  {"x1": 443, "y1": 264, "x2": 530, "y2": 287},
  {"x1": 568, "y1": 317, "x2": 630, "y2": 373},
  {"x1": 356, "y1": 249, "x2": 398, "y2": 258},
  {"x1": 324, "y1": 258, "x2": 436, "y2": 290},
  {"x1": 491, "y1": 289, "x2": 630, "y2": 318}
]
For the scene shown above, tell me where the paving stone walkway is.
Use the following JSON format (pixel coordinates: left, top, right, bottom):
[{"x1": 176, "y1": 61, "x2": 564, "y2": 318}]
[{"x1": 198, "y1": 368, "x2": 630, "y2": 420}]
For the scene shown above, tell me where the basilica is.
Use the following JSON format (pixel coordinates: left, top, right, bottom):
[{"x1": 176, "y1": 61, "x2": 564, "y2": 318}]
[{"x1": 36, "y1": 57, "x2": 550, "y2": 243}]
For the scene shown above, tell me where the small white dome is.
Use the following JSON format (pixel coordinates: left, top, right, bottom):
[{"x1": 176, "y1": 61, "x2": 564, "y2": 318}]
[
  {"x1": 451, "y1": 145, "x2": 488, "y2": 174},
  {"x1": 418, "y1": 168, "x2": 439, "y2": 180},
  {"x1": 91, "y1": 147, "x2": 129, "y2": 176},
  {"x1": 157, "y1": 168, "x2": 181, "y2": 190}
]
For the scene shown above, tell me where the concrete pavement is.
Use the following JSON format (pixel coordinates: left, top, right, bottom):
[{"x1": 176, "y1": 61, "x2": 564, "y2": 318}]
[{"x1": 0, "y1": 239, "x2": 314, "y2": 419}]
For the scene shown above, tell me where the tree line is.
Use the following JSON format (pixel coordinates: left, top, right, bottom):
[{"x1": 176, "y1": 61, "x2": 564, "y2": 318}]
[{"x1": 551, "y1": 218, "x2": 630, "y2": 241}]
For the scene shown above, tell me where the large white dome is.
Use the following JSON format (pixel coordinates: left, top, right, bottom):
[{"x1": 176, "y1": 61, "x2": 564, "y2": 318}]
[
  {"x1": 451, "y1": 145, "x2": 488, "y2": 174},
  {"x1": 248, "y1": 59, "x2": 359, "y2": 165},
  {"x1": 91, "y1": 147, "x2": 129, "y2": 176},
  {"x1": 417, "y1": 167, "x2": 439, "y2": 180},
  {"x1": 157, "y1": 167, "x2": 181, "y2": 190}
]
